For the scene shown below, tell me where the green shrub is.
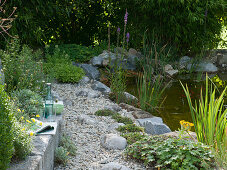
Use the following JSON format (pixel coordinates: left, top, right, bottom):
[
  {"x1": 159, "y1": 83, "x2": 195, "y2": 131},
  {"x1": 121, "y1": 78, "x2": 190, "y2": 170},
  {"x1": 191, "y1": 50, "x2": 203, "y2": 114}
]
[
  {"x1": 1, "y1": 39, "x2": 46, "y2": 94},
  {"x1": 54, "y1": 64, "x2": 85, "y2": 83},
  {"x1": 60, "y1": 135, "x2": 77, "y2": 156},
  {"x1": 0, "y1": 85, "x2": 14, "y2": 170},
  {"x1": 12, "y1": 89, "x2": 44, "y2": 118},
  {"x1": 55, "y1": 146, "x2": 69, "y2": 166},
  {"x1": 125, "y1": 135, "x2": 215, "y2": 169},
  {"x1": 44, "y1": 46, "x2": 85, "y2": 83},
  {"x1": 116, "y1": 124, "x2": 144, "y2": 133},
  {"x1": 94, "y1": 109, "x2": 117, "y2": 116},
  {"x1": 122, "y1": 132, "x2": 146, "y2": 145},
  {"x1": 111, "y1": 113, "x2": 133, "y2": 125},
  {"x1": 12, "y1": 121, "x2": 33, "y2": 160}
]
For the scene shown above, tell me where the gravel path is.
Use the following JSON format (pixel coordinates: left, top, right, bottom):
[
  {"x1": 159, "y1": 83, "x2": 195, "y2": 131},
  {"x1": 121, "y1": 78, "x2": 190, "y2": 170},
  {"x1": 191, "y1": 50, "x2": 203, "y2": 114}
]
[{"x1": 53, "y1": 83, "x2": 146, "y2": 170}]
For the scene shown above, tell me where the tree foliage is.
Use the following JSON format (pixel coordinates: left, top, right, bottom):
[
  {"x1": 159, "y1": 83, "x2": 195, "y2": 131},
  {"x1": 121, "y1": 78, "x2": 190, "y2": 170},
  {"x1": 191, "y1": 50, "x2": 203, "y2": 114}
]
[{"x1": 1, "y1": 0, "x2": 226, "y2": 55}]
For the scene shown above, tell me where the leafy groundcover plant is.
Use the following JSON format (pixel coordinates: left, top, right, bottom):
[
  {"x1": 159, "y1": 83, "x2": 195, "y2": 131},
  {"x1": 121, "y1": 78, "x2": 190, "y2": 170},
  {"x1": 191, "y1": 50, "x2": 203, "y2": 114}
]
[{"x1": 125, "y1": 135, "x2": 215, "y2": 169}]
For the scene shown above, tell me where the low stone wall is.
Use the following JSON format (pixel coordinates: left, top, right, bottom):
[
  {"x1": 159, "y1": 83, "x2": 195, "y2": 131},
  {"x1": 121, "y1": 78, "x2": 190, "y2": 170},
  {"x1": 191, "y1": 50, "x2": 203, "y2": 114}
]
[{"x1": 9, "y1": 116, "x2": 62, "y2": 170}]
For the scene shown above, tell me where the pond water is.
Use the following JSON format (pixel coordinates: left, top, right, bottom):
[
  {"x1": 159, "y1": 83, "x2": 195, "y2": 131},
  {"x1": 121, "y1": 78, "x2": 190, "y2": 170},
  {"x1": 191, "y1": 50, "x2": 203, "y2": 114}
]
[{"x1": 125, "y1": 72, "x2": 227, "y2": 131}]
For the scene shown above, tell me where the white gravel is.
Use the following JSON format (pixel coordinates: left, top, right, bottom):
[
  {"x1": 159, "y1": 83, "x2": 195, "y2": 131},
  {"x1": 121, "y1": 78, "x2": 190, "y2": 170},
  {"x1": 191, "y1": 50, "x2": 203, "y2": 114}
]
[{"x1": 53, "y1": 83, "x2": 147, "y2": 170}]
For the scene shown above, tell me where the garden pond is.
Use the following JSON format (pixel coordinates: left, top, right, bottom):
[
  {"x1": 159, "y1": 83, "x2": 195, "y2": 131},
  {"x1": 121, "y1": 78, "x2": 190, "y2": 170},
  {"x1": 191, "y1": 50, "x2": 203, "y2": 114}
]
[{"x1": 102, "y1": 71, "x2": 227, "y2": 131}]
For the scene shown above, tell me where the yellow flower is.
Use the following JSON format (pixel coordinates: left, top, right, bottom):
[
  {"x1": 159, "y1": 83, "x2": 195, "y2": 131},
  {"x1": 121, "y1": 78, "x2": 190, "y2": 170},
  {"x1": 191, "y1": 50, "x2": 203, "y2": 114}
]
[
  {"x1": 39, "y1": 122, "x2": 43, "y2": 126},
  {"x1": 31, "y1": 118, "x2": 36, "y2": 123},
  {"x1": 189, "y1": 123, "x2": 194, "y2": 126},
  {"x1": 30, "y1": 132, "x2": 34, "y2": 136},
  {"x1": 26, "y1": 120, "x2": 32, "y2": 124},
  {"x1": 36, "y1": 115, "x2": 40, "y2": 118},
  {"x1": 22, "y1": 128, "x2": 25, "y2": 131},
  {"x1": 21, "y1": 116, "x2": 24, "y2": 120},
  {"x1": 22, "y1": 110, "x2": 24, "y2": 113},
  {"x1": 180, "y1": 120, "x2": 185, "y2": 125},
  {"x1": 17, "y1": 108, "x2": 21, "y2": 112}
]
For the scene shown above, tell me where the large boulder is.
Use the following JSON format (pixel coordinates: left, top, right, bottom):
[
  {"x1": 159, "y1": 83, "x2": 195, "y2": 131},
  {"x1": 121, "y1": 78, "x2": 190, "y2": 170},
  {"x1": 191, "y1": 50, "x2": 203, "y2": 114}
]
[
  {"x1": 91, "y1": 51, "x2": 117, "y2": 67},
  {"x1": 91, "y1": 56, "x2": 103, "y2": 66},
  {"x1": 110, "y1": 58, "x2": 137, "y2": 71},
  {"x1": 91, "y1": 81, "x2": 111, "y2": 94},
  {"x1": 187, "y1": 61, "x2": 218, "y2": 72},
  {"x1": 90, "y1": 48, "x2": 140, "y2": 70},
  {"x1": 137, "y1": 117, "x2": 171, "y2": 135},
  {"x1": 101, "y1": 162, "x2": 131, "y2": 170},
  {"x1": 100, "y1": 134, "x2": 127, "y2": 150},
  {"x1": 77, "y1": 64, "x2": 100, "y2": 80}
]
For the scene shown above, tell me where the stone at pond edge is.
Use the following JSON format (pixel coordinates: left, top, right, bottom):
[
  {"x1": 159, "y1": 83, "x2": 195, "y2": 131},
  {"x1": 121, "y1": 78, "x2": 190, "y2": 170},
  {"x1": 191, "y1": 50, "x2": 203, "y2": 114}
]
[
  {"x1": 179, "y1": 56, "x2": 191, "y2": 69},
  {"x1": 187, "y1": 61, "x2": 218, "y2": 72},
  {"x1": 217, "y1": 54, "x2": 227, "y2": 65},
  {"x1": 137, "y1": 117, "x2": 171, "y2": 135},
  {"x1": 91, "y1": 51, "x2": 117, "y2": 67},
  {"x1": 110, "y1": 57, "x2": 137, "y2": 71},
  {"x1": 101, "y1": 162, "x2": 131, "y2": 170},
  {"x1": 76, "y1": 63, "x2": 100, "y2": 80},
  {"x1": 91, "y1": 81, "x2": 111, "y2": 94},
  {"x1": 164, "y1": 64, "x2": 178, "y2": 77},
  {"x1": 119, "y1": 103, "x2": 152, "y2": 119},
  {"x1": 91, "y1": 56, "x2": 103, "y2": 66},
  {"x1": 100, "y1": 133, "x2": 127, "y2": 150},
  {"x1": 123, "y1": 92, "x2": 138, "y2": 102}
]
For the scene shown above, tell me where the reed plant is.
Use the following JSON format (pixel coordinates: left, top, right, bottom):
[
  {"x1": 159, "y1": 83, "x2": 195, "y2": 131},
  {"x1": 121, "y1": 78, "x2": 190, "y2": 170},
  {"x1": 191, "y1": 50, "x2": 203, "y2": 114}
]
[
  {"x1": 137, "y1": 31, "x2": 170, "y2": 112},
  {"x1": 137, "y1": 73, "x2": 167, "y2": 112},
  {"x1": 181, "y1": 75, "x2": 227, "y2": 167},
  {"x1": 109, "y1": 65, "x2": 126, "y2": 104}
]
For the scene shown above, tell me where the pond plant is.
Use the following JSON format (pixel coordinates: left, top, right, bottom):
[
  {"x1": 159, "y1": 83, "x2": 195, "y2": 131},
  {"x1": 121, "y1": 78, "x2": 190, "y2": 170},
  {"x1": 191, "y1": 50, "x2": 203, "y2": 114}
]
[
  {"x1": 181, "y1": 75, "x2": 227, "y2": 167},
  {"x1": 136, "y1": 32, "x2": 170, "y2": 112}
]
